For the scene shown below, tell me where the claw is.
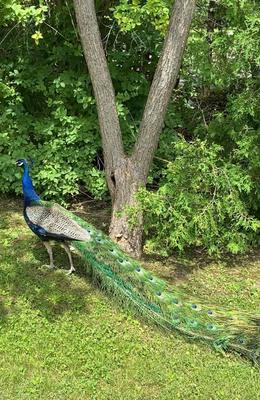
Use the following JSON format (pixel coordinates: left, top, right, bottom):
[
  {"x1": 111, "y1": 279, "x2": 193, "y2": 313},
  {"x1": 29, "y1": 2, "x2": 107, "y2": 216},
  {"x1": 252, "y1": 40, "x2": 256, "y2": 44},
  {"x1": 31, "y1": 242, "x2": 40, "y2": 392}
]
[
  {"x1": 61, "y1": 243, "x2": 76, "y2": 275},
  {"x1": 66, "y1": 266, "x2": 75, "y2": 275}
]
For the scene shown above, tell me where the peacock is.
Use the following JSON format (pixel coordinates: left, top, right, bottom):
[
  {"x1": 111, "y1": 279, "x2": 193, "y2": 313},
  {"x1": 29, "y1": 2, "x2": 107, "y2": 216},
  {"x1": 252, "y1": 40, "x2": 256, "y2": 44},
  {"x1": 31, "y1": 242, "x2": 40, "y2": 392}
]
[
  {"x1": 17, "y1": 159, "x2": 259, "y2": 364},
  {"x1": 16, "y1": 158, "x2": 91, "y2": 274}
]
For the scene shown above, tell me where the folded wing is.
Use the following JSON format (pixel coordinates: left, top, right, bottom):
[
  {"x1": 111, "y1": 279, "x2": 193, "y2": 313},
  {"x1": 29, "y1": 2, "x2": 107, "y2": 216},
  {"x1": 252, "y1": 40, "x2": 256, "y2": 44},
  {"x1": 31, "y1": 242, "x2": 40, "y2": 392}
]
[{"x1": 26, "y1": 204, "x2": 91, "y2": 241}]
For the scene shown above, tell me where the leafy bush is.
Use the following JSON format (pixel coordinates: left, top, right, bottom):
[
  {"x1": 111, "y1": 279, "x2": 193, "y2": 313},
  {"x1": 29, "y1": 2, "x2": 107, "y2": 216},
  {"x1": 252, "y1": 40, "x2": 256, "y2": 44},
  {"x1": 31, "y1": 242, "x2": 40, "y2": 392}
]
[
  {"x1": 0, "y1": 1, "x2": 107, "y2": 201},
  {"x1": 0, "y1": 59, "x2": 107, "y2": 201},
  {"x1": 0, "y1": 0, "x2": 259, "y2": 254},
  {"x1": 128, "y1": 139, "x2": 260, "y2": 255}
]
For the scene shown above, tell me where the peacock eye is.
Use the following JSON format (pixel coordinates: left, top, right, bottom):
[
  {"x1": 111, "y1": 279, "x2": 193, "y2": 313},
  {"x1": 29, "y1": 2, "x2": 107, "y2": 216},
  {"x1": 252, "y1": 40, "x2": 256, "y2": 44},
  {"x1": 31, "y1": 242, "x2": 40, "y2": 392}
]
[
  {"x1": 191, "y1": 304, "x2": 198, "y2": 310},
  {"x1": 118, "y1": 259, "x2": 130, "y2": 265},
  {"x1": 135, "y1": 267, "x2": 141, "y2": 272}
]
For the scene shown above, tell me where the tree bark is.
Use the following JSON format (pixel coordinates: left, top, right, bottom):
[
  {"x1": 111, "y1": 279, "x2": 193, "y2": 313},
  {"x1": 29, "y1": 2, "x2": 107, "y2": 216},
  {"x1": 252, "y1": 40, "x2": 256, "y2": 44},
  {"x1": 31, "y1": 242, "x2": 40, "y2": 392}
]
[
  {"x1": 109, "y1": 157, "x2": 146, "y2": 258},
  {"x1": 73, "y1": 0, "x2": 124, "y2": 199},
  {"x1": 132, "y1": 0, "x2": 196, "y2": 177},
  {"x1": 73, "y1": 0, "x2": 196, "y2": 257}
]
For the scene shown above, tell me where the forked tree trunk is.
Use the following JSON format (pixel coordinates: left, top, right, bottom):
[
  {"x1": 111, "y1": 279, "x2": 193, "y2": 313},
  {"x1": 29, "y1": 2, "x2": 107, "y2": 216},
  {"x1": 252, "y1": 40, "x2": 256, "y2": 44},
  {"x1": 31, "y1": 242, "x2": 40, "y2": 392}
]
[
  {"x1": 73, "y1": 0, "x2": 196, "y2": 257},
  {"x1": 109, "y1": 157, "x2": 146, "y2": 258}
]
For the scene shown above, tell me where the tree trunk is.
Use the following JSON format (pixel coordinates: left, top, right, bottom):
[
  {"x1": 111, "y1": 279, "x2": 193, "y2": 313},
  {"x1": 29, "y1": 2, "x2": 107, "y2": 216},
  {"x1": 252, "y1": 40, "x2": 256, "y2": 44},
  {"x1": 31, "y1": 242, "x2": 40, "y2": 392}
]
[
  {"x1": 109, "y1": 157, "x2": 146, "y2": 258},
  {"x1": 73, "y1": 0, "x2": 196, "y2": 258}
]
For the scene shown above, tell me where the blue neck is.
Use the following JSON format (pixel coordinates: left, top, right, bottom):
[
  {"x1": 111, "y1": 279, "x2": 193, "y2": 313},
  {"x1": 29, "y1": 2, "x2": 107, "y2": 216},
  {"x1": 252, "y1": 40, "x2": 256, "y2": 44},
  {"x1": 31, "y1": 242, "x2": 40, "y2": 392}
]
[{"x1": 22, "y1": 164, "x2": 40, "y2": 205}]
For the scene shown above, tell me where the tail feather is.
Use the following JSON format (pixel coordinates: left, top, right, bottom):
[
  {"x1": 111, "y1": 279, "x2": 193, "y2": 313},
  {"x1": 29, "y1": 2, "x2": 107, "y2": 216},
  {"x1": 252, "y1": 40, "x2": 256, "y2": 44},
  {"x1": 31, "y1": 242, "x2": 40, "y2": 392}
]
[{"x1": 64, "y1": 208, "x2": 259, "y2": 364}]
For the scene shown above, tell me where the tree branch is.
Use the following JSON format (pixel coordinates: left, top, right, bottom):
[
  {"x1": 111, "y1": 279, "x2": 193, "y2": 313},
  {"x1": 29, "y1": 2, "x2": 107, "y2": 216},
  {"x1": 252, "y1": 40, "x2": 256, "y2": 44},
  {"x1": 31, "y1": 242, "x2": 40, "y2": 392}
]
[
  {"x1": 132, "y1": 0, "x2": 196, "y2": 177},
  {"x1": 73, "y1": 0, "x2": 124, "y2": 178}
]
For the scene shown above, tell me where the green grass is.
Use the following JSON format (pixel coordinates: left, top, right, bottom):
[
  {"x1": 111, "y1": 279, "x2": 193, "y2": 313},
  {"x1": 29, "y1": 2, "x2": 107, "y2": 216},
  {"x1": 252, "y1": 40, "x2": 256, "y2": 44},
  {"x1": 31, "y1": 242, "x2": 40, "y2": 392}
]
[{"x1": 0, "y1": 197, "x2": 259, "y2": 400}]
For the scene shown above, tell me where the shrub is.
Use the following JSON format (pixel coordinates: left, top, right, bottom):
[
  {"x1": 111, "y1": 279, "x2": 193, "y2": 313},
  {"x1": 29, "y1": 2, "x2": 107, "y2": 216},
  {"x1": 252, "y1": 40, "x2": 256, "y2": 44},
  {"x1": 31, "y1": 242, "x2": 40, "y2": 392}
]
[{"x1": 128, "y1": 139, "x2": 260, "y2": 255}]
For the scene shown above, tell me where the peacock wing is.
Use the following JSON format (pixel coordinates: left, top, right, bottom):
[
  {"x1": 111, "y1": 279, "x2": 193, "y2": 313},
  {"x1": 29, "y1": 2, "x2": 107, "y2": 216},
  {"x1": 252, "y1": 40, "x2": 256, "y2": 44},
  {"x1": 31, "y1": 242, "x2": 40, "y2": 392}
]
[{"x1": 25, "y1": 203, "x2": 91, "y2": 241}]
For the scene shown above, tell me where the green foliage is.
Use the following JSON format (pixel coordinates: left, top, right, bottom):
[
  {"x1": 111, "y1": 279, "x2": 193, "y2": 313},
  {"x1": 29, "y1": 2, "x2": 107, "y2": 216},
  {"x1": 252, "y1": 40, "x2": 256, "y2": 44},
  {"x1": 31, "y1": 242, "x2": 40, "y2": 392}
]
[
  {"x1": 0, "y1": 0, "x2": 259, "y2": 252},
  {"x1": 0, "y1": 0, "x2": 47, "y2": 25},
  {"x1": 128, "y1": 139, "x2": 260, "y2": 255},
  {"x1": 0, "y1": 1, "x2": 106, "y2": 201},
  {"x1": 0, "y1": 59, "x2": 105, "y2": 200},
  {"x1": 111, "y1": 0, "x2": 260, "y2": 254},
  {"x1": 113, "y1": 0, "x2": 169, "y2": 34}
]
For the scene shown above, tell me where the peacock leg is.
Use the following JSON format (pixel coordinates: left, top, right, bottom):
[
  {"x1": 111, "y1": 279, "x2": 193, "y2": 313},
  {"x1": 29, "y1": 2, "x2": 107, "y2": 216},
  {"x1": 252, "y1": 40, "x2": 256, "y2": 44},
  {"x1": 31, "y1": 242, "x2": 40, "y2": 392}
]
[
  {"x1": 43, "y1": 241, "x2": 56, "y2": 269},
  {"x1": 60, "y1": 243, "x2": 76, "y2": 275}
]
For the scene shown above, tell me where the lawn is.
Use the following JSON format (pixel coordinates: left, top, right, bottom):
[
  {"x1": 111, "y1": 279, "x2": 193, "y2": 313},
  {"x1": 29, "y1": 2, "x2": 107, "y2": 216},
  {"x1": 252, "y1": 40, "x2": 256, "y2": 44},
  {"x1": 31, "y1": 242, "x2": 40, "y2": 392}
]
[{"x1": 0, "y1": 197, "x2": 259, "y2": 400}]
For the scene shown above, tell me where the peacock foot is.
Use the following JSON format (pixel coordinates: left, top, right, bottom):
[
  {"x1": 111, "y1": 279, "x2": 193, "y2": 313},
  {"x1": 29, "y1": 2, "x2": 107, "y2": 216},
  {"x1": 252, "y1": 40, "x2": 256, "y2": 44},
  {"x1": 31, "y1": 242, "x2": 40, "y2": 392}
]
[
  {"x1": 41, "y1": 264, "x2": 57, "y2": 270},
  {"x1": 66, "y1": 266, "x2": 76, "y2": 275}
]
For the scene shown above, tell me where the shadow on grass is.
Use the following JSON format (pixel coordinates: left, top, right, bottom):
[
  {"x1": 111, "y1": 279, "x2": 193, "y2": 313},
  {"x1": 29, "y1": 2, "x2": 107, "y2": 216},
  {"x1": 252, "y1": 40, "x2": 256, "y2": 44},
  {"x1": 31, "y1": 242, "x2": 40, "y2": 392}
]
[
  {"x1": 142, "y1": 244, "x2": 260, "y2": 285},
  {"x1": 0, "y1": 298, "x2": 8, "y2": 323},
  {"x1": 0, "y1": 226, "x2": 93, "y2": 323}
]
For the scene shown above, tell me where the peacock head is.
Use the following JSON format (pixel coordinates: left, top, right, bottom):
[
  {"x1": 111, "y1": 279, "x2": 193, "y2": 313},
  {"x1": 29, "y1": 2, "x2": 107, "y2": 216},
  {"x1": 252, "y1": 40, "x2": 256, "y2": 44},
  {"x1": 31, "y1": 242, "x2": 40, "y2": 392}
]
[
  {"x1": 16, "y1": 158, "x2": 34, "y2": 169},
  {"x1": 16, "y1": 159, "x2": 27, "y2": 168}
]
